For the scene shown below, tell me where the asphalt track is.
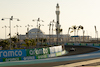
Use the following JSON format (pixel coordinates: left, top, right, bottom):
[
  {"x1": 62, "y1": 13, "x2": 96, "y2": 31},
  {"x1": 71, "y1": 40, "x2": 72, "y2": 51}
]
[{"x1": 1, "y1": 45, "x2": 100, "y2": 67}]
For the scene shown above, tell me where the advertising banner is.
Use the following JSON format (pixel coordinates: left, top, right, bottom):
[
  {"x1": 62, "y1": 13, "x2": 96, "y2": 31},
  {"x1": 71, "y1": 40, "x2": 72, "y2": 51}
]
[
  {"x1": 87, "y1": 43, "x2": 93, "y2": 46},
  {"x1": 55, "y1": 46, "x2": 62, "y2": 53},
  {"x1": 3, "y1": 57, "x2": 21, "y2": 62},
  {"x1": 48, "y1": 53, "x2": 56, "y2": 58},
  {"x1": 0, "y1": 49, "x2": 26, "y2": 58},
  {"x1": 80, "y1": 43, "x2": 87, "y2": 46},
  {"x1": 26, "y1": 49, "x2": 36, "y2": 56},
  {"x1": 74, "y1": 43, "x2": 80, "y2": 45},
  {"x1": 21, "y1": 56, "x2": 36, "y2": 60},
  {"x1": 49, "y1": 47, "x2": 55, "y2": 54},
  {"x1": 56, "y1": 52, "x2": 62, "y2": 56},
  {"x1": 67, "y1": 43, "x2": 73, "y2": 45},
  {"x1": 35, "y1": 48, "x2": 43, "y2": 55},
  {"x1": 26, "y1": 47, "x2": 50, "y2": 56},
  {"x1": 93, "y1": 44, "x2": 100, "y2": 46},
  {"x1": 36, "y1": 54, "x2": 47, "y2": 59},
  {"x1": 0, "y1": 58, "x2": 3, "y2": 62},
  {"x1": 49, "y1": 46, "x2": 62, "y2": 54},
  {"x1": 43, "y1": 48, "x2": 50, "y2": 55},
  {"x1": 61, "y1": 50, "x2": 67, "y2": 55},
  {"x1": 64, "y1": 43, "x2": 67, "y2": 45}
]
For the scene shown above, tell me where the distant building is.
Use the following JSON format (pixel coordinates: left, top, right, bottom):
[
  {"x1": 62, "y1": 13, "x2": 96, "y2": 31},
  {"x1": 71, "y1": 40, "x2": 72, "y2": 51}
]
[
  {"x1": 18, "y1": 28, "x2": 46, "y2": 40},
  {"x1": 18, "y1": 28, "x2": 69, "y2": 42},
  {"x1": 18, "y1": 28, "x2": 92, "y2": 43},
  {"x1": 68, "y1": 35, "x2": 91, "y2": 42}
]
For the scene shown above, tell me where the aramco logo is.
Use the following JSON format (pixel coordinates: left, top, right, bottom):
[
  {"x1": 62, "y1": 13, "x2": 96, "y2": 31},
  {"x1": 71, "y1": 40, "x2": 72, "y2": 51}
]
[{"x1": 0, "y1": 50, "x2": 22, "y2": 58}]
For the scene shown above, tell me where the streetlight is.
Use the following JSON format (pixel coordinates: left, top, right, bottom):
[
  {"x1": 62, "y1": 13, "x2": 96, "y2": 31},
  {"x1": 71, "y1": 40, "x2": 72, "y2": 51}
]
[
  {"x1": 83, "y1": 30, "x2": 85, "y2": 42},
  {"x1": 48, "y1": 22, "x2": 51, "y2": 45},
  {"x1": 25, "y1": 24, "x2": 33, "y2": 38},
  {"x1": 39, "y1": 23, "x2": 44, "y2": 44},
  {"x1": 14, "y1": 25, "x2": 21, "y2": 38},
  {"x1": 39, "y1": 23, "x2": 44, "y2": 38},
  {"x1": 32, "y1": 18, "x2": 44, "y2": 45},
  {"x1": 1, "y1": 16, "x2": 20, "y2": 50},
  {"x1": 67, "y1": 27, "x2": 72, "y2": 42},
  {"x1": 48, "y1": 20, "x2": 56, "y2": 45},
  {"x1": 2, "y1": 25, "x2": 8, "y2": 39},
  {"x1": 39, "y1": 23, "x2": 44, "y2": 36},
  {"x1": 50, "y1": 20, "x2": 56, "y2": 45},
  {"x1": 94, "y1": 26, "x2": 98, "y2": 42}
]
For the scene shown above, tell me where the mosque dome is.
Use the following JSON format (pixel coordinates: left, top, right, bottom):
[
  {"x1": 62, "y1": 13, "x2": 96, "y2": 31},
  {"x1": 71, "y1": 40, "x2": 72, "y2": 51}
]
[{"x1": 27, "y1": 28, "x2": 45, "y2": 38}]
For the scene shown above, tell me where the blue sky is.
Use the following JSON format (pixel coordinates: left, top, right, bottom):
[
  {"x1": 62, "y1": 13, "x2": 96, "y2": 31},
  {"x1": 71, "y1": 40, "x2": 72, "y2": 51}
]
[{"x1": 0, "y1": 0, "x2": 100, "y2": 39}]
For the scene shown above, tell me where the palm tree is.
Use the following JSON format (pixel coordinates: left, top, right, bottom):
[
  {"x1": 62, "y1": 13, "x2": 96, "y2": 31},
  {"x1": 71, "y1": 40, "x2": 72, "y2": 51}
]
[
  {"x1": 68, "y1": 25, "x2": 77, "y2": 42},
  {"x1": 24, "y1": 39, "x2": 36, "y2": 49},
  {"x1": 68, "y1": 27, "x2": 71, "y2": 34},
  {"x1": 68, "y1": 25, "x2": 77, "y2": 35},
  {"x1": 77, "y1": 25, "x2": 84, "y2": 35},
  {"x1": 72, "y1": 25, "x2": 77, "y2": 42},
  {"x1": 68, "y1": 25, "x2": 78, "y2": 42},
  {"x1": 11, "y1": 36, "x2": 19, "y2": 48},
  {"x1": 0, "y1": 40, "x2": 9, "y2": 50},
  {"x1": 24, "y1": 39, "x2": 30, "y2": 48},
  {"x1": 80, "y1": 26, "x2": 84, "y2": 41},
  {"x1": 72, "y1": 25, "x2": 77, "y2": 36},
  {"x1": 68, "y1": 25, "x2": 84, "y2": 42},
  {"x1": 77, "y1": 25, "x2": 84, "y2": 42},
  {"x1": 77, "y1": 26, "x2": 80, "y2": 36},
  {"x1": 30, "y1": 39, "x2": 36, "y2": 47}
]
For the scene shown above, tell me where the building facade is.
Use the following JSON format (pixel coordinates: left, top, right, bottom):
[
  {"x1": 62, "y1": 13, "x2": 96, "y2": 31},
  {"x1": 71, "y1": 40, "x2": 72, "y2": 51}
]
[{"x1": 18, "y1": 28, "x2": 91, "y2": 43}]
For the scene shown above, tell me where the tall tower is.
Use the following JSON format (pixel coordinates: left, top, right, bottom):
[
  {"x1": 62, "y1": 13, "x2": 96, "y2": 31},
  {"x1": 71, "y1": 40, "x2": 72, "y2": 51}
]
[
  {"x1": 56, "y1": 3, "x2": 61, "y2": 44},
  {"x1": 56, "y1": 3, "x2": 60, "y2": 24},
  {"x1": 56, "y1": 3, "x2": 61, "y2": 35}
]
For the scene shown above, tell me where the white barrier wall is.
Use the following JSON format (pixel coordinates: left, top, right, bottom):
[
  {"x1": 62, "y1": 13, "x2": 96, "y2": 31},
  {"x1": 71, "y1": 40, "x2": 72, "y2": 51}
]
[{"x1": 49, "y1": 45, "x2": 62, "y2": 54}]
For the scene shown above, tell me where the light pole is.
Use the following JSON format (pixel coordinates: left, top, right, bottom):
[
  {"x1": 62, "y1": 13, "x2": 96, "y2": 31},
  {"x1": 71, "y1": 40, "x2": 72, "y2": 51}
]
[
  {"x1": 14, "y1": 25, "x2": 21, "y2": 39},
  {"x1": 2, "y1": 25, "x2": 8, "y2": 39},
  {"x1": 67, "y1": 27, "x2": 72, "y2": 42},
  {"x1": 39, "y1": 23, "x2": 44, "y2": 38},
  {"x1": 50, "y1": 20, "x2": 55, "y2": 45},
  {"x1": 25, "y1": 24, "x2": 33, "y2": 38},
  {"x1": 1, "y1": 16, "x2": 20, "y2": 50},
  {"x1": 94, "y1": 26, "x2": 98, "y2": 42},
  {"x1": 48, "y1": 23, "x2": 51, "y2": 45},
  {"x1": 83, "y1": 30, "x2": 85, "y2": 42},
  {"x1": 32, "y1": 18, "x2": 44, "y2": 45},
  {"x1": 39, "y1": 23, "x2": 44, "y2": 44}
]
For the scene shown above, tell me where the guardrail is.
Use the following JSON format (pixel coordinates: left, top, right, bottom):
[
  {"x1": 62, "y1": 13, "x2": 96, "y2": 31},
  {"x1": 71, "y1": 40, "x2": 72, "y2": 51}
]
[{"x1": 64, "y1": 43, "x2": 100, "y2": 46}]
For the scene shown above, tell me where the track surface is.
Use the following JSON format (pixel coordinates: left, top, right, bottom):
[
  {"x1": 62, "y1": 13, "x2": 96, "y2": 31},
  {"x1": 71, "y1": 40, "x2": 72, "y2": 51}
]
[{"x1": 1, "y1": 45, "x2": 100, "y2": 67}]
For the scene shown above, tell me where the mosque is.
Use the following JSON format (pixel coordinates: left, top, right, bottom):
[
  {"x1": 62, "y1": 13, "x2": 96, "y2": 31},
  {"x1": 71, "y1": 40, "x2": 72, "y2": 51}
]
[
  {"x1": 18, "y1": 27, "x2": 91, "y2": 43},
  {"x1": 18, "y1": 4, "x2": 91, "y2": 43}
]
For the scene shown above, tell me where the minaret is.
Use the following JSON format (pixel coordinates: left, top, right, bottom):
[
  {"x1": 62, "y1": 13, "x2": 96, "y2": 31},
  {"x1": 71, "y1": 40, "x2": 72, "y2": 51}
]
[
  {"x1": 56, "y1": 3, "x2": 60, "y2": 24},
  {"x1": 56, "y1": 3, "x2": 61, "y2": 44},
  {"x1": 56, "y1": 3, "x2": 61, "y2": 35}
]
